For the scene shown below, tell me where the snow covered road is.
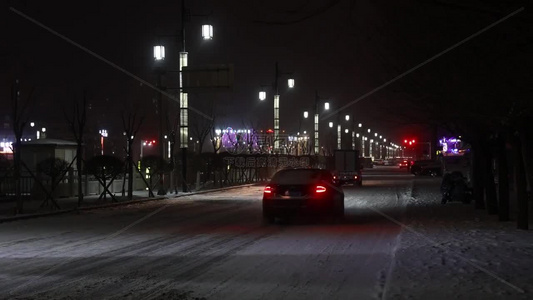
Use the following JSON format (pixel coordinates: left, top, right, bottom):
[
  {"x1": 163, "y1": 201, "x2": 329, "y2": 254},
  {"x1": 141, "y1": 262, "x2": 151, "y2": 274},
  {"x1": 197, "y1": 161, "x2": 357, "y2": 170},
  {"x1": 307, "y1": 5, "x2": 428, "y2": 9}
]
[
  {"x1": 1, "y1": 167, "x2": 530, "y2": 299},
  {"x1": 0, "y1": 169, "x2": 413, "y2": 299}
]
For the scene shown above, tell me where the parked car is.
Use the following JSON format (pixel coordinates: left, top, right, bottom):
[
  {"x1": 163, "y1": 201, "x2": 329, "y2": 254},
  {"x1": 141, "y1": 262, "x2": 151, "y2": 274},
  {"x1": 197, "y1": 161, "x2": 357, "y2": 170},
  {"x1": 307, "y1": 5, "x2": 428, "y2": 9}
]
[
  {"x1": 373, "y1": 158, "x2": 385, "y2": 166},
  {"x1": 410, "y1": 160, "x2": 442, "y2": 176},
  {"x1": 262, "y1": 168, "x2": 344, "y2": 223}
]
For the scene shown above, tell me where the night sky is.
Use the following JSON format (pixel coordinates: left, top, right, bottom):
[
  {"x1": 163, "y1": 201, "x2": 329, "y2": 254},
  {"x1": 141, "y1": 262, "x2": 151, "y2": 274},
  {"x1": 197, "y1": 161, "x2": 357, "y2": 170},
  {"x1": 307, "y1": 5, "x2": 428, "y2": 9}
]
[{"x1": 1, "y1": 0, "x2": 531, "y2": 152}]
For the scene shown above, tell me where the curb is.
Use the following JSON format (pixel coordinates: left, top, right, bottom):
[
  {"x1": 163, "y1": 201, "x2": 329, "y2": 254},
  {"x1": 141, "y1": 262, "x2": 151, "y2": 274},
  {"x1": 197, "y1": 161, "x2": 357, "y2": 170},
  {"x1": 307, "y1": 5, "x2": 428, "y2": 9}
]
[{"x1": 0, "y1": 183, "x2": 262, "y2": 224}]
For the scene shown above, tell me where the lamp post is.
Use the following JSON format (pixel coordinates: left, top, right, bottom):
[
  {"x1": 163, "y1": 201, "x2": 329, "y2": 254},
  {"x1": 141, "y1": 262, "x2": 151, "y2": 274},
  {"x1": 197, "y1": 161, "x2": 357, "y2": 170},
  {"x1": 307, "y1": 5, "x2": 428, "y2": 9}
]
[
  {"x1": 177, "y1": 0, "x2": 213, "y2": 192},
  {"x1": 153, "y1": 45, "x2": 167, "y2": 195},
  {"x1": 303, "y1": 92, "x2": 329, "y2": 155},
  {"x1": 312, "y1": 91, "x2": 330, "y2": 155},
  {"x1": 259, "y1": 62, "x2": 294, "y2": 153}
]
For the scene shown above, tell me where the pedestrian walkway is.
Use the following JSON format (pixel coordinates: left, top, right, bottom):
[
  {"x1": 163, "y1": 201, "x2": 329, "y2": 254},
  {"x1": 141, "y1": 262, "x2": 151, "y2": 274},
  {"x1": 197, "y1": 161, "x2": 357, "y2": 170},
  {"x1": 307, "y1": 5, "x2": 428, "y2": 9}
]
[{"x1": 0, "y1": 182, "x2": 263, "y2": 223}]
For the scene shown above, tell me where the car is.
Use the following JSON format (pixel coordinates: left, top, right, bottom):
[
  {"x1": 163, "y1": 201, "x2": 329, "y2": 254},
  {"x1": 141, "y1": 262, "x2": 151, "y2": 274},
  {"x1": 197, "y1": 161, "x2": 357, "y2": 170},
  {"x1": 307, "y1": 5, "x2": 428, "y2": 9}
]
[
  {"x1": 332, "y1": 170, "x2": 362, "y2": 186},
  {"x1": 262, "y1": 168, "x2": 345, "y2": 223},
  {"x1": 398, "y1": 158, "x2": 412, "y2": 169},
  {"x1": 373, "y1": 158, "x2": 385, "y2": 166}
]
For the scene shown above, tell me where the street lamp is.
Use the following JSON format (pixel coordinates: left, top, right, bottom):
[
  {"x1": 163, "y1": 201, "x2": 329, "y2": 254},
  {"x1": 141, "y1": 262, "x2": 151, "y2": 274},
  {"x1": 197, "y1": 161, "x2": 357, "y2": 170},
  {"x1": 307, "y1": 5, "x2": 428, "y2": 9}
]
[
  {"x1": 201, "y1": 24, "x2": 213, "y2": 40},
  {"x1": 337, "y1": 123, "x2": 341, "y2": 149},
  {"x1": 153, "y1": 45, "x2": 165, "y2": 60},
  {"x1": 140, "y1": 139, "x2": 156, "y2": 159},
  {"x1": 311, "y1": 91, "x2": 330, "y2": 154},
  {"x1": 99, "y1": 129, "x2": 108, "y2": 155},
  {"x1": 259, "y1": 62, "x2": 294, "y2": 153},
  {"x1": 259, "y1": 90, "x2": 266, "y2": 101},
  {"x1": 176, "y1": 0, "x2": 215, "y2": 192}
]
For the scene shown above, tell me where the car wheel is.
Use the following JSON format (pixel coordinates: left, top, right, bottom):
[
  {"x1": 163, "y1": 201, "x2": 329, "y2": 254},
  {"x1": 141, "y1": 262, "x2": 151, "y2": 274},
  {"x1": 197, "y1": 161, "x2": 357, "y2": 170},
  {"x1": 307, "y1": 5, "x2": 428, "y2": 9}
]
[{"x1": 357, "y1": 180, "x2": 362, "y2": 186}]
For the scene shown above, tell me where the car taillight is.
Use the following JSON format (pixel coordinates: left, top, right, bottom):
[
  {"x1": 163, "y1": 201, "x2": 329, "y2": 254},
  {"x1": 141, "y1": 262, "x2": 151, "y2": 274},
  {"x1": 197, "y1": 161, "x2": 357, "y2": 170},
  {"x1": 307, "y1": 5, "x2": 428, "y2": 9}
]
[
  {"x1": 264, "y1": 186, "x2": 273, "y2": 194},
  {"x1": 354, "y1": 175, "x2": 358, "y2": 179},
  {"x1": 315, "y1": 185, "x2": 327, "y2": 193}
]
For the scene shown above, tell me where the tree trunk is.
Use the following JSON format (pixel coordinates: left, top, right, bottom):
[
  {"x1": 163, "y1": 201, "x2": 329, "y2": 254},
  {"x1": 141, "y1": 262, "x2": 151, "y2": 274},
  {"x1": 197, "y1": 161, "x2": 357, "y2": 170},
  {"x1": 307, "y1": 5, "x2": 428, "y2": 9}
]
[
  {"x1": 127, "y1": 141, "x2": 134, "y2": 200},
  {"x1": 14, "y1": 140, "x2": 23, "y2": 214},
  {"x1": 497, "y1": 133, "x2": 510, "y2": 221},
  {"x1": 472, "y1": 141, "x2": 486, "y2": 209},
  {"x1": 513, "y1": 133, "x2": 528, "y2": 230},
  {"x1": 76, "y1": 144, "x2": 83, "y2": 206},
  {"x1": 484, "y1": 141, "x2": 498, "y2": 215}
]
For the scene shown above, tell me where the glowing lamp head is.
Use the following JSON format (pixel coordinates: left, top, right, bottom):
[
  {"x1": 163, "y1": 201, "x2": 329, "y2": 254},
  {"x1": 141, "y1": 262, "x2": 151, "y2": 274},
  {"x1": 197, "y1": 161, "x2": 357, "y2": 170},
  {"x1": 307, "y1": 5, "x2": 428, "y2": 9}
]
[
  {"x1": 259, "y1": 91, "x2": 266, "y2": 101},
  {"x1": 153, "y1": 45, "x2": 165, "y2": 60},
  {"x1": 287, "y1": 78, "x2": 295, "y2": 88},
  {"x1": 201, "y1": 24, "x2": 213, "y2": 40}
]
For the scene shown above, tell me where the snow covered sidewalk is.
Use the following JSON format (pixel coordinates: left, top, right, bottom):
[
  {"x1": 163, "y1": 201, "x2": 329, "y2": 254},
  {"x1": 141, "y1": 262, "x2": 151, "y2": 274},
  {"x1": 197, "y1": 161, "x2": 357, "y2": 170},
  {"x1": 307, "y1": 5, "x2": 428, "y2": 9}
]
[
  {"x1": 0, "y1": 183, "x2": 259, "y2": 223},
  {"x1": 383, "y1": 177, "x2": 532, "y2": 300}
]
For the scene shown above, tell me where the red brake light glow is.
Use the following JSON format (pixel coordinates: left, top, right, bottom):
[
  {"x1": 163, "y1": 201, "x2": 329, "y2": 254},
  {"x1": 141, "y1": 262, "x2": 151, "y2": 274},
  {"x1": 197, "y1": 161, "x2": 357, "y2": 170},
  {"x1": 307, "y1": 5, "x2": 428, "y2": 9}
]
[
  {"x1": 264, "y1": 186, "x2": 272, "y2": 194},
  {"x1": 315, "y1": 185, "x2": 327, "y2": 193}
]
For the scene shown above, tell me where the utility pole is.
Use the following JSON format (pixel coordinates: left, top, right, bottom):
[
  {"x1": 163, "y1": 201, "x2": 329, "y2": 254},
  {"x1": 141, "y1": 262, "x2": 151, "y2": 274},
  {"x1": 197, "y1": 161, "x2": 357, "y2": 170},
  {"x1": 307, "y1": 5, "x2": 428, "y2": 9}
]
[
  {"x1": 157, "y1": 70, "x2": 166, "y2": 195},
  {"x1": 179, "y1": 0, "x2": 189, "y2": 192}
]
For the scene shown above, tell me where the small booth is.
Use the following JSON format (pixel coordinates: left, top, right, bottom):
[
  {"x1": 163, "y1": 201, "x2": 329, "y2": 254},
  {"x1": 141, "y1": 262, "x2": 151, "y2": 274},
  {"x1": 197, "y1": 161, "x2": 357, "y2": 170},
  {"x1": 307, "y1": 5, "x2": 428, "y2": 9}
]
[{"x1": 20, "y1": 139, "x2": 78, "y2": 198}]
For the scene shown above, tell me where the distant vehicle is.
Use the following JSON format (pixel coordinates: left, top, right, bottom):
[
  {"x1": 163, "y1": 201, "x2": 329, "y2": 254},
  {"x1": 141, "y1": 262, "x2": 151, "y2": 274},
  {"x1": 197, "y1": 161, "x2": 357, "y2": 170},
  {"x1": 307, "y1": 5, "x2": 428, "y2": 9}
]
[
  {"x1": 398, "y1": 158, "x2": 412, "y2": 169},
  {"x1": 262, "y1": 168, "x2": 344, "y2": 223},
  {"x1": 334, "y1": 149, "x2": 363, "y2": 186},
  {"x1": 373, "y1": 158, "x2": 385, "y2": 166},
  {"x1": 411, "y1": 160, "x2": 442, "y2": 176}
]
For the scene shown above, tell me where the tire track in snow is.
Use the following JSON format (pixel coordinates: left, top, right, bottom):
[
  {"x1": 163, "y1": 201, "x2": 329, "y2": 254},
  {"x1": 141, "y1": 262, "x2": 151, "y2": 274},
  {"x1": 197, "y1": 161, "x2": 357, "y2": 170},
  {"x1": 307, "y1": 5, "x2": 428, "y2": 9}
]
[{"x1": 5, "y1": 200, "x2": 256, "y2": 298}]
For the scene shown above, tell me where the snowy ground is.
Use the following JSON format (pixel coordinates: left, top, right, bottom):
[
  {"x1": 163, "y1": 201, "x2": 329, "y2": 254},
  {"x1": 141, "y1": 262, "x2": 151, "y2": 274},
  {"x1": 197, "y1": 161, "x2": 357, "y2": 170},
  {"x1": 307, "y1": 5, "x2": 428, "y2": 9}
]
[
  {"x1": 385, "y1": 176, "x2": 533, "y2": 300},
  {"x1": 0, "y1": 167, "x2": 531, "y2": 299}
]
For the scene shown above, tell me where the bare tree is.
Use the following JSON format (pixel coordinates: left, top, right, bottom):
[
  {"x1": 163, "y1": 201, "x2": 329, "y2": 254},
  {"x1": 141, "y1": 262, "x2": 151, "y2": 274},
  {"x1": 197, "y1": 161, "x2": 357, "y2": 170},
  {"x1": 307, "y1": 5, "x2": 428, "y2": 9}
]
[
  {"x1": 190, "y1": 99, "x2": 217, "y2": 154},
  {"x1": 10, "y1": 79, "x2": 34, "y2": 214},
  {"x1": 121, "y1": 111, "x2": 144, "y2": 200},
  {"x1": 64, "y1": 91, "x2": 87, "y2": 207}
]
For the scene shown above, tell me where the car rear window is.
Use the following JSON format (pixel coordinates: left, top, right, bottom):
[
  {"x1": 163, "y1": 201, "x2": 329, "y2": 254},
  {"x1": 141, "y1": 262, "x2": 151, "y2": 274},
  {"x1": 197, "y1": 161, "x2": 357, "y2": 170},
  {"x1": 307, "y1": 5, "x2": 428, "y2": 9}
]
[{"x1": 270, "y1": 169, "x2": 326, "y2": 185}]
